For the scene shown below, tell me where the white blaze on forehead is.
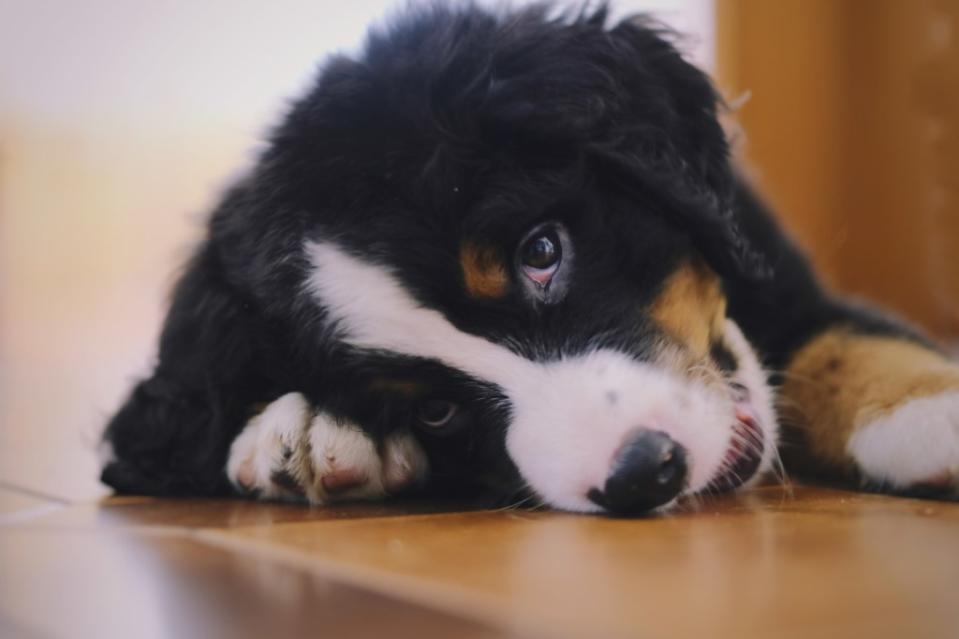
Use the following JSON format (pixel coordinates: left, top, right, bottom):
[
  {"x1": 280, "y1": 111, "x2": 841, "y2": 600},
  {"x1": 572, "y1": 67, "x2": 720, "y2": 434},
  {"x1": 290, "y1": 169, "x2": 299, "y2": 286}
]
[
  {"x1": 305, "y1": 239, "x2": 534, "y2": 389},
  {"x1": 304, "y1": 239, "x2": 746, "y2": 511}
]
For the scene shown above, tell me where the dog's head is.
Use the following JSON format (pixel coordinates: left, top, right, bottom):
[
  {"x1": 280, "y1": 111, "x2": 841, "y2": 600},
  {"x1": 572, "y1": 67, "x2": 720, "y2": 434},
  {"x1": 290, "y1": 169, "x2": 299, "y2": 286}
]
[{"x1": 225, "y1": 4, "x2": 778, "y2": 514}]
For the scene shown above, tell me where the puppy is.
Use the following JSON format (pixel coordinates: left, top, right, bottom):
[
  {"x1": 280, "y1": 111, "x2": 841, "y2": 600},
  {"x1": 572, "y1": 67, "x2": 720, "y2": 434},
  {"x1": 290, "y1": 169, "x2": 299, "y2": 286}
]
[{"x1": 100, "y1": 4, "x2": 959, "y2": 514}]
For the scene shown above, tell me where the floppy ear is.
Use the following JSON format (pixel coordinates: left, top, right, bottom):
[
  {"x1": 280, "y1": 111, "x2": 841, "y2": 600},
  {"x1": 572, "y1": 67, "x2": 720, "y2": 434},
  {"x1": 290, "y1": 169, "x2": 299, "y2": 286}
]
[
  {"x1": 603, "y1": 16, "x2": 770, "y2": 281},
  {"x1": 609, "y1": 18, "x2": 731, "y2": 195}
]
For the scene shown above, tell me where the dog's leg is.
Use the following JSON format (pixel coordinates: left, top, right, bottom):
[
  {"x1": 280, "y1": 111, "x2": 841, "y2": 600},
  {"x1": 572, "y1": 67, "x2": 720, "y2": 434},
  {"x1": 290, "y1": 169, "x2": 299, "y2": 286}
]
[
  {"x1": 727, "y1": 178, "x2": 959, "y2": 497},
  {"x1": 100, "y1": 243, "x2": 276, "y2": 496},
  {"x1": 102, "y1": 234, "x2": 424, "y2": 502},
  {"x1": 780, "y1": 330, "x2": 959, "y2": 496},
  {"x1": 225, "y1": 392, "x2": 428, "y2": 503}
]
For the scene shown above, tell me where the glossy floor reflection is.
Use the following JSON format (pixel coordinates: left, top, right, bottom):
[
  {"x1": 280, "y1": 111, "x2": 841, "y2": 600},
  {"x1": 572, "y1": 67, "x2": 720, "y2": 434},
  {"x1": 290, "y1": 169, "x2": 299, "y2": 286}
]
[
  {"x1": 2, "y1": 484, "x2": 957, "y2": 639},
  {"x1": 0, "y1": 526, "x2": 501, "y2": 639}
]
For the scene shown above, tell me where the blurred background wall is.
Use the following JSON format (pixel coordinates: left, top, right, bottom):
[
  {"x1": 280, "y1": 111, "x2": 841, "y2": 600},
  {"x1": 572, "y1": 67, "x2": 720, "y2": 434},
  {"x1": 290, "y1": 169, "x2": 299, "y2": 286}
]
[{"x1": 716, "y1": 0, "x2": 959, "y2": 340}]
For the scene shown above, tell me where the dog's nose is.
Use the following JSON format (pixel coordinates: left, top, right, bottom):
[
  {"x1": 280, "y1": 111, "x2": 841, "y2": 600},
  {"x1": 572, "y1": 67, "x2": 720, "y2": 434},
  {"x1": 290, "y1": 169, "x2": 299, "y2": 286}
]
[{"x1": 589, "y1": 429, "x2": 687, "y2": 515}]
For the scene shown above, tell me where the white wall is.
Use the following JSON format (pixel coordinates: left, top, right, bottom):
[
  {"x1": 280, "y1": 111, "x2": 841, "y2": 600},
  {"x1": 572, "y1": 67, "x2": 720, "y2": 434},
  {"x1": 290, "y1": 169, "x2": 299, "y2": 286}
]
[{"x1": 1, "y1": 1, "x2": 713, "y2": 134}]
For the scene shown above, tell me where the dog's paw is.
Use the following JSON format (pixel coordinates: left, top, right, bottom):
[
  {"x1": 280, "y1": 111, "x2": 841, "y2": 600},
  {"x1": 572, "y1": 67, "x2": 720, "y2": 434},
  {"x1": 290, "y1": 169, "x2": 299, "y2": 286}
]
[
  {"x1": 226, "y1": 392, "x2": 429, "y2": 503},
  {"x1": 848, "y1": 391, "x2": 959, "y2": 496}
]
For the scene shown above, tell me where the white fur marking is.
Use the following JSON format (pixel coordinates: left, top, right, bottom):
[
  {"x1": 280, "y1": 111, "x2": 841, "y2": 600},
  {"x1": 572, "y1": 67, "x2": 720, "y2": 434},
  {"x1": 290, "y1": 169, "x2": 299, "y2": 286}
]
[
  {"x1": 306, "y1": 240, "x2": 530, "y2": 389},
  {"x1": 505, "y1": 350, "x2": 732, "y2": 511},
  {"x1": 848, "y1": 392, "x2": 959, "y2": 488},
  {"x1": 722, "y1": 319, "x2": 779, "y2": 486},
  {"x1": 226, "y1": 392, "x2": 429, "y2": 503},
  {"x1": 305, "y1": 412, "x2": 382, "y2": 499},
  {"x1": 226, "y1": 392, "x2": 312, "y2": 500},
  {"x1": 305, "y1": 240, "x2": 777, "y2": 511},
  {"x1": 382, "y1": 430, "x2": 430, "y2": 493}
]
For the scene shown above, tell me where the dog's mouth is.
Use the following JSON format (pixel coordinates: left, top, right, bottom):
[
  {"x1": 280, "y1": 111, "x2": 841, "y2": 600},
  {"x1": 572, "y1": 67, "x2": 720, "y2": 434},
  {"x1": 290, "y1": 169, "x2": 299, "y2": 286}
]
[{"x1": 705, "y1": 384, "x2": 766, "y2": 493}]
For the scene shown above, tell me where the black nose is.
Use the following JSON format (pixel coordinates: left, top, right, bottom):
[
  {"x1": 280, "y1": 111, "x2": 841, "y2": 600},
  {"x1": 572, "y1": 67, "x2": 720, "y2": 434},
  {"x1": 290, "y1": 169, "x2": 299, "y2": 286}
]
[{"x1": 588, "y1": 429, "x2": 688, "y2": 515}]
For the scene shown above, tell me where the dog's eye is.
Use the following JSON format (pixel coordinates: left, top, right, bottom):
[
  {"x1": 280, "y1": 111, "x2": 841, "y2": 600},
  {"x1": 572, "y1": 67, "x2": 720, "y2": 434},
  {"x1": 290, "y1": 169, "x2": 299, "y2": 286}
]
[
  {"x1": 416, "y1": 400, "x2": 458, "y2": 428},
  {"x1": 521, "y1": 229, "x2": 562, "y2": 286},
  {"x1": 516, "y1": 222, "x2": 573, "y2": 304}
]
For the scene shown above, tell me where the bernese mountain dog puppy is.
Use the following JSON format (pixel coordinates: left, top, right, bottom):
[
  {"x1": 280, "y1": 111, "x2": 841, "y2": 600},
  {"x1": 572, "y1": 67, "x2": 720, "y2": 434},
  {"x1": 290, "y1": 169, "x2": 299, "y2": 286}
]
[{"x1": 100, "y1": 3, "x2": 959, "y2": 515}]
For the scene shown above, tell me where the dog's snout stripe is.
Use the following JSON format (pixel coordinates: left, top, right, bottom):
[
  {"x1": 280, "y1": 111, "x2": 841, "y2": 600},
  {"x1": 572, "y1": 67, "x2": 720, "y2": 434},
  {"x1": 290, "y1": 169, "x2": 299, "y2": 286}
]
[{"x1": 306, "y1": 239, "x2": 531, "y2": 391}]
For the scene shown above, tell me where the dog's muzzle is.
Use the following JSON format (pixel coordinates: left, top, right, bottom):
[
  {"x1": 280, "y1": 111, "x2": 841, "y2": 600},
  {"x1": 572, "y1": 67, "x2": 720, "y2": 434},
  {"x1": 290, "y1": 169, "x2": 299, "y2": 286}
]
[{"x1": 585, "y1": 396, "x2": 767, "y2": 515}]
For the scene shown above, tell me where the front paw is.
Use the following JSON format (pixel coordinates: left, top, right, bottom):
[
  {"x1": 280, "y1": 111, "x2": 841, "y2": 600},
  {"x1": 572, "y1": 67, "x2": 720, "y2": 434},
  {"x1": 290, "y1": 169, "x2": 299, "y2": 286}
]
[
  {"x1": 848, "y1": 391, "x2": 959, "y2": 498},
  {"x1": 225, "y1": 392, "x2": 429, "y2": 503}
]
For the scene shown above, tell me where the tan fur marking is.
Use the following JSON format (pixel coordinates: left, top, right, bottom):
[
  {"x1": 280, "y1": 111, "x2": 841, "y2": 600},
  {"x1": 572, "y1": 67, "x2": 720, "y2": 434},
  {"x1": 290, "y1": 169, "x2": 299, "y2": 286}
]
[
  {"x1": 461, "y1": 243, "x2": 510, "y2": 299},
  {"x1": 369, "y1": 379, "x2": 425, "y2": 398},
  {"x1": 650, "y1": 261, "x2": 727, "y2": 358},
  {"x1": 781, "y1": 331, "x2": 959, "y2": 468}
]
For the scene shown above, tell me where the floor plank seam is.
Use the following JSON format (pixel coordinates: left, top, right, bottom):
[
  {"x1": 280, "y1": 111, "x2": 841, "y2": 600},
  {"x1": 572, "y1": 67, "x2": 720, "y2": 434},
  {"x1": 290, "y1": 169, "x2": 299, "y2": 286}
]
[
  {"x1": 188, "y1": 526, "x2": 563, "y2": 639},
  {"x1": 0, "y1": 503, "x2": 67, "y2": 527},
  {"x1": 0, "y1": 481, "x2": 72, "y2": 505}
]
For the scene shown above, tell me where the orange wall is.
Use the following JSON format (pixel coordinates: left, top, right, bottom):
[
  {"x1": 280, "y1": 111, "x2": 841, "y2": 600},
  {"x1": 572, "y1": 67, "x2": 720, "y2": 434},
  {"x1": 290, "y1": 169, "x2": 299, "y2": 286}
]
[{"x1": 717, "y1": 0, "x2": 959, "y2": 340}]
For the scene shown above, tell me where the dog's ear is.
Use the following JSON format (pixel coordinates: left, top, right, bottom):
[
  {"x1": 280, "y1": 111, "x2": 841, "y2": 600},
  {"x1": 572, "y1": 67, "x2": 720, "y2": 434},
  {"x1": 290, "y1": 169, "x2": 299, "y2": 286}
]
[
  {"x1": 608, "y1": 16, "x2": 731, "y2": 199},
  {"x1": 604, "y1": 17, "x2": 770, "y2": 281}
]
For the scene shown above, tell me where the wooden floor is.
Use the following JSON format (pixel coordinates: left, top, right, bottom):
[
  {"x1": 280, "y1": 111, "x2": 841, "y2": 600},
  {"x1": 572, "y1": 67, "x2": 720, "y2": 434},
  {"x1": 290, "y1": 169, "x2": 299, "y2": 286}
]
[
  {"x1": 2, "y1": 482, "x2": 957, "y2": 639},
  {"x1": 3, "y1": 63, "x2": 959, "y2": 639}
]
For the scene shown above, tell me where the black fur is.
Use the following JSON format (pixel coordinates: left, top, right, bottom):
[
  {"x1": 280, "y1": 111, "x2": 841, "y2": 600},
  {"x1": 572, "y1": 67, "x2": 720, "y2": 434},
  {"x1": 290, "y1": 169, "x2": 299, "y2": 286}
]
[{"x1": 101, "y1": 2, "x2": 934, "y2": 501}]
